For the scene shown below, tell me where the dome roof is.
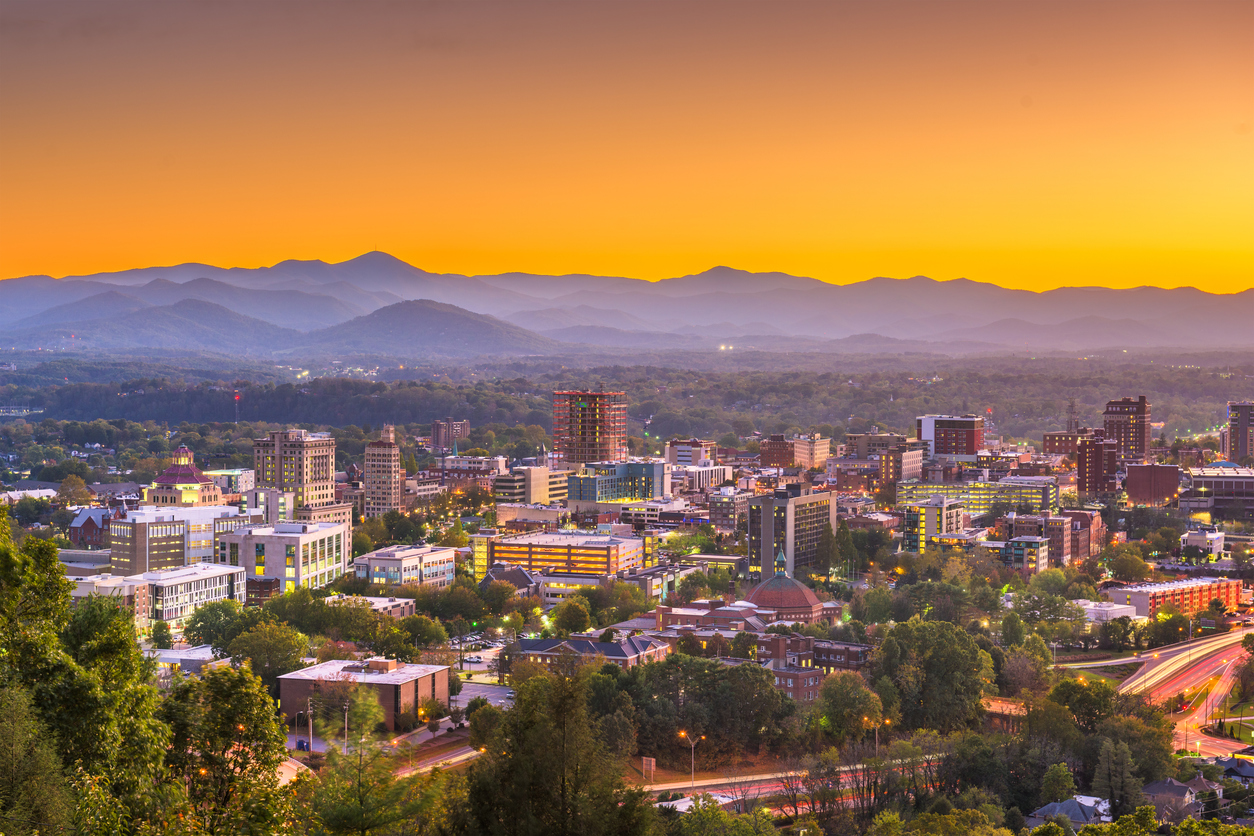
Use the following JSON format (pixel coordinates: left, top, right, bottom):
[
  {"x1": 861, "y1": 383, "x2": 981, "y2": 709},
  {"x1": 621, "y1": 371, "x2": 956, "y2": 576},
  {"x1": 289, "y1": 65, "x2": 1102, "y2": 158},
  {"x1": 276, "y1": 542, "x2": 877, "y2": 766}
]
[
  {"x1": 152, "y1": 446, "x2": 211, "y2": 486},
  {"x1": 744, "y1": 573, "x2": 821, "y2": 611}
]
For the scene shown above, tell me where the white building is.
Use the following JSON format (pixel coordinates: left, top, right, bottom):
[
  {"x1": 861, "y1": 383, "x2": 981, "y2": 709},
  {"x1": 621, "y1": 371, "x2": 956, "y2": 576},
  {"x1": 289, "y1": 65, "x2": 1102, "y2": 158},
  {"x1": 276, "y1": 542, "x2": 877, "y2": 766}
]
[
  {"x1": 1181, "y1": 529, "x2": 1225, "y2": 556},
  {"x1": 352, "y1": 544, "x2": 456, "y2": 589},
  {"x1": 1074, "y1": 599, "x2": 1140, "y2": 623},
  {"x1": 203, "y1": 468, "x2": 255, "y2": 493},
  {"x1": 665, "y1": 438, "x2": 717, "y2": 467},
  {"x1": 240, "y1": 487, "x2": 295, "y2": 524},
  {"x1": 324, "y1": 594, "x2": 416, "y2": 619},
  {"x1": 125, "y1": 562, "x2": 246, "y2": 630},
  {"x1": 216, "y1": 520, "x2": 350, "y2": 594},
  {"x1": 672, "y1": 463, "x2": 734, "y2": 493}
]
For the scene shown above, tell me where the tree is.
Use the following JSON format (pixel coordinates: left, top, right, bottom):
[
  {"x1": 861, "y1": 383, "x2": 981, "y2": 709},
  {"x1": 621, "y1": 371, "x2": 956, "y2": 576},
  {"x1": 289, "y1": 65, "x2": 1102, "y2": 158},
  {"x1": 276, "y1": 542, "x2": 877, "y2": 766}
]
[
  {"x1": 552, "y1": 597, "x2": 591, "y2": 634},
  {"x1": 1093, "y1": 739, "x2": 1144, "y2": 818},
  {"x1": 150, "y1": 619, "x2": 173, "y2": 649},
  {"x1": 730, "y1": 631, "x2": 757, "y2": 659},
  {"x1": 1001, "y1": 612, "x2": 1025, "y2": 648},
  {"x1": 1109, "y1": 549, "x2": 1151, "y2": 582},
  {"x1": 818, "y1": 522, "x2": 837, "y2": 576},
  {"x1": 0, "y1": 686, "x2": 72, "y2": 836},
  {"x1": 870, "y1": 620, "x2": 987, "y2": 731},
  {"x1": 226, "y1": 621, "x2": 309, "y2": 695},
  {"x1": 818, "y1": 671, "x2": 883, "y2": 746},
  {"x1": 1041, "y1": 762, "x2": 1076, "y2": 804},
  {"x1": 183, "y1": 598, "x2": 256, "y2": 654},
  {"x1": 160, "y1": 664, "x2": 289, "y2": 833},
  {"x1": 57, "y1": 474, "x2": 93, "y2": 506},
  {"x1": 299, "y1": 738, "x2": 438, "y2": 834},
  {"x1": 400, "y1": 613, "x2": 448, "y2": 648},
  {"x1": 481, "y1": 580, "x2": 518, "y2": 616},
  {"x1": 836, "y1": 519, "x2": 858, "y2": 576}
]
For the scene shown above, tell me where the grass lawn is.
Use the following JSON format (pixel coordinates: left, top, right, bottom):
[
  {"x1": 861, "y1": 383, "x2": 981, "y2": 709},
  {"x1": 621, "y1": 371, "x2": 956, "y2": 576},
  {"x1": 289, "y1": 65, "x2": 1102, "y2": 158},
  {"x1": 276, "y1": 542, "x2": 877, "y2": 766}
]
[{"x1": 1055, "y1": 648, "x2": 1140, "y2": 663}]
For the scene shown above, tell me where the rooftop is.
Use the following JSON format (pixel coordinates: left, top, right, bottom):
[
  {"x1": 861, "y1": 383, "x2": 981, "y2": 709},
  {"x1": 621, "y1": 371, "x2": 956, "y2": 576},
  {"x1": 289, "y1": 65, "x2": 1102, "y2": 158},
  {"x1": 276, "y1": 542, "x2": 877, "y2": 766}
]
[
  {"x1": 122, "y1": 505, "x2": 252, "y2": 524},
  {"x1": 278, "y1": 658, "x2": 448, "y2": 685},
  {"x1": 1119, "y1": 577, "x2": 1235, "y2": 593},
  {"x1": 499, "y1": 530, "x2": 642, "y2": 548},
  {"x1": 126, "y1": 562, "x2": 245, "y2": 584}
]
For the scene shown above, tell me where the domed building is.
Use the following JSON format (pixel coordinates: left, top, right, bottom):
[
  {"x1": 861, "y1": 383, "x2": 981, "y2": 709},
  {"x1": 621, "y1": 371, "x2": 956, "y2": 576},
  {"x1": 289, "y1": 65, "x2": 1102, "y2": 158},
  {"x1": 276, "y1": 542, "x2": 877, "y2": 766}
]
[
  {"x1": 143, "y1": 446, "x2": 224, "y2": 507},
  {"x1": 742, "y1": 550, "x2": 825, "y2": 624}
]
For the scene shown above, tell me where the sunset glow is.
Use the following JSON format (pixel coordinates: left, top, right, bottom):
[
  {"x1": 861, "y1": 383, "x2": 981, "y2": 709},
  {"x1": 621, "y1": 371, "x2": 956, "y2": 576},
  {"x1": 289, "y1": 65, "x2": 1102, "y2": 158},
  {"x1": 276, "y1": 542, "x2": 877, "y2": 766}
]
[{"x1": 1, "y1": 0, "x2": 1250, "y2": 290}]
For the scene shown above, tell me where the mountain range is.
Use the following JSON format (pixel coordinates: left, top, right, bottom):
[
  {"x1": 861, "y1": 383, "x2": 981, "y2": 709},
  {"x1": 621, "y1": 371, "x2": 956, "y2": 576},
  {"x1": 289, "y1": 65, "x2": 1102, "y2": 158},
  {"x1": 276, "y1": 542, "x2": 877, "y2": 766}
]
[{"x1": 2, "y1": 252, "x2": 1250, "y2": 359}]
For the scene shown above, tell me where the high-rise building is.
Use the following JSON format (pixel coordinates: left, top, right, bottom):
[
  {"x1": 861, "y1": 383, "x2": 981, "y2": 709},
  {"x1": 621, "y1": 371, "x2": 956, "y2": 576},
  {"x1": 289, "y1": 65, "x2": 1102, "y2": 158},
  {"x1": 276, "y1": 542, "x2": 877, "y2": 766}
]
[
  {"x1": 492, "y1": 466, "x2": 569, "y2": 505},
  {"x1": 1077, "y1": 434, "x2": 1119, "y2": 497},
  {"x1": 364, "y1": 425, "x2": 403, "y2": 518},
  {"x1": 1226, "y1": 402, "x2": 1254, "y2": 463},
  {"x1": 552, "y1": 390, "x2": 628, "y2": 464},
  {"x1": 746, "y1": 484, "x2": 838, "y2": 577},
  {"x1": 916, "y1": 414, "x2": 984, "y2": 458},
  {"x1": 566, "y1": 461, "x2": 671, "y2": 503},
  {"x1": 432, "y1": 418, "x2": 471, "y2": 451},
  {"x1": 253, "y1": 428, "x2": 352, "y2": 527},
  {"x1": 1103, "y1": 396, "x2": 1151, "y2": 463}
]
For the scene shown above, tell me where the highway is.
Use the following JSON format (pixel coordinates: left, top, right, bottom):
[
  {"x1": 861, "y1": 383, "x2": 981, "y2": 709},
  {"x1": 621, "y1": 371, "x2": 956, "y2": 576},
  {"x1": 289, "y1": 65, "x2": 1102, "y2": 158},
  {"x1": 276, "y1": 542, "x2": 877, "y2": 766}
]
[{"x1": 1118, "y1": 627, "x2": 1251, "y2": 758}]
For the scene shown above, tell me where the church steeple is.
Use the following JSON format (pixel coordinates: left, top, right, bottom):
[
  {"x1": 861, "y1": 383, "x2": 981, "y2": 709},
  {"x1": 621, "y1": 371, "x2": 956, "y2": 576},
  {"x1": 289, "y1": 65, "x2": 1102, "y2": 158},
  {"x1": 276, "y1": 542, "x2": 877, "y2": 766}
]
[{"x1": 774, "y1": 548, "x2": 787, "y2": 577}]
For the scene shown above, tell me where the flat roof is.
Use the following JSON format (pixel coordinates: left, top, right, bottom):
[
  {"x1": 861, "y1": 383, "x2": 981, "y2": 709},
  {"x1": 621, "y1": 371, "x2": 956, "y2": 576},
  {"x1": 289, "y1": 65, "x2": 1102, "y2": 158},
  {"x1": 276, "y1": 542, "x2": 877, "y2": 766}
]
[
  {"x1": 1190, "y1": 466, "x2": 1254, "y2": 477},
  {"x1": 1119, "y1": 577, "x2": 1236, "y2": 593},
  {"x1": 278, "y1": 658, "x2": 448, "y2": 685},
  {"x1": 125, "y1": 562, "x2": 245, "y2": 583},
  {"x1": 121, "y1": 505, "x2": 252, "y2": 524},
  {"x1": 500, "y1": 530, "x2": 642, "y2": 547}
]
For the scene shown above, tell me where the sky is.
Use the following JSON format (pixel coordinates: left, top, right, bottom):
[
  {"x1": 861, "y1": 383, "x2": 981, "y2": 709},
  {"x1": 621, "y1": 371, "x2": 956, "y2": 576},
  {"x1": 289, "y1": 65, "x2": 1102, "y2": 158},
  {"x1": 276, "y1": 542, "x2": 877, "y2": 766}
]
[{"x1": 0, "y1": 1, "x2": 1250, "y2": 291}]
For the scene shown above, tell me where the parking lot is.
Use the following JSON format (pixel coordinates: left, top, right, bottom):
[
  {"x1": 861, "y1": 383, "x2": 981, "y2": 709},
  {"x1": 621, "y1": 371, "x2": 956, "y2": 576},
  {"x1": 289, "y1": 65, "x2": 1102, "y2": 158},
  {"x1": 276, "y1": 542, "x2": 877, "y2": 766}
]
[{"x1": 458, "y1": 681, "x2": 514, "y2": 709}]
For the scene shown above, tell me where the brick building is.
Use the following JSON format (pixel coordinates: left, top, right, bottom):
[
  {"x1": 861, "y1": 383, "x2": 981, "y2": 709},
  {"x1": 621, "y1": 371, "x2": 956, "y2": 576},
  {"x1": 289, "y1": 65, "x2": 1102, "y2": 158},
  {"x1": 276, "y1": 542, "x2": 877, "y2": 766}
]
[{"x1": 278, "y1": 658, "x2": 450, "y2": 732}]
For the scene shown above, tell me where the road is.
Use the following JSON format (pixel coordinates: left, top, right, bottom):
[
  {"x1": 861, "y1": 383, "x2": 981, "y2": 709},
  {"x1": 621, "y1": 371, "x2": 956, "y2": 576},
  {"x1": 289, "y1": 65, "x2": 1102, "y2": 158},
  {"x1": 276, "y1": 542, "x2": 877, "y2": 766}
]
[{"x1": 1119, "y1": 627, "x2": 1251, "y2": 758}]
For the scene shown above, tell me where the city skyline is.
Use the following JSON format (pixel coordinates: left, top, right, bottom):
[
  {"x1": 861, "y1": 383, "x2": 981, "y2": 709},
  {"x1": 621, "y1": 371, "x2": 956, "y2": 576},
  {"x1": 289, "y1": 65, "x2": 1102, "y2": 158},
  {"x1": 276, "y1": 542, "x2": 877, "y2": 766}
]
[{"x1": 1, "y1": 0, "x2": 1250, "y2": 292}]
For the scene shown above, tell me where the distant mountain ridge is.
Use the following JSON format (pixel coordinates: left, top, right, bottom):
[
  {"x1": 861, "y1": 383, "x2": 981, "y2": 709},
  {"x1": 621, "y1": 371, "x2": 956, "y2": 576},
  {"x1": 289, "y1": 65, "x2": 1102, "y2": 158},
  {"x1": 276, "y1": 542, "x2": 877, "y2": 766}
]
[{"x1": 3, "y1": 252, "x2": 1251, "y2": 356}]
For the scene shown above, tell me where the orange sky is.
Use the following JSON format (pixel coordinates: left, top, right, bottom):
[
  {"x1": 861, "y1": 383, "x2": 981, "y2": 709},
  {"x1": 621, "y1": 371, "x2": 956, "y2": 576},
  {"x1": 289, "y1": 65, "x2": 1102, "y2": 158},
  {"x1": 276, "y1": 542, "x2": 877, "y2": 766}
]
[{"x1": 1, "y1": 1, "x2": 1251, "y2": 290}]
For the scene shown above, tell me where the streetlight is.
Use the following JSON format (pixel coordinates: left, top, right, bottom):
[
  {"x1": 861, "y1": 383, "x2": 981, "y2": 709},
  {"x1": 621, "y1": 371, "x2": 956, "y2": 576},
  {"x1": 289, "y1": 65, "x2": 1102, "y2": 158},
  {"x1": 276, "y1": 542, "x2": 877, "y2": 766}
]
[
  {"x1": 865, "y1": 716, "x2": 889, "y2": 756},
  {"x1": 678, "y1": 730, "x2": 704, "y2": 789}
]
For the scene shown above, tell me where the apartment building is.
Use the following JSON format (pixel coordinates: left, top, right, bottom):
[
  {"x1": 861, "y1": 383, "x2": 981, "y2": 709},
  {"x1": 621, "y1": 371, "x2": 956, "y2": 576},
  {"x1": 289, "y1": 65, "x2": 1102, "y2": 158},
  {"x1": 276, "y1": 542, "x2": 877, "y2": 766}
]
[
  {"x1": 1225, "y1": 402, "x2": 1254, "y2": 463},
  {"x1": 1078, "y1": 434, "x2": 1120, "y2": 497},
  {"x1": 709, "y1": 487, "x2": 751, "y2": 530},
  {"x1": 902, "y1": 495, "x2": 965, "y2": 553},
  {"x1": 431, "y1": 418, "x2": 471, "y2": 451},
  {"x1": 1114, "y1": 577, "x2": 1241, "y2": 618},
  {"x1": 1103, "y1": 396, "x2": 1151, "y2": 464},
  {"x1": 746, "y1": 484, "x2": 838, "y2": 576}
]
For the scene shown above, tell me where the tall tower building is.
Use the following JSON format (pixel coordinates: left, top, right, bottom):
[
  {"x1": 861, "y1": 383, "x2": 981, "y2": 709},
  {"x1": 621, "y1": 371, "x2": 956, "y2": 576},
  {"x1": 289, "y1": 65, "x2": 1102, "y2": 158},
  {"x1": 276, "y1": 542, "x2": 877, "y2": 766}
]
[
  {"x1": 1077, "y1": 434, "x2": 1119, "y2": 497},
  {"x1": 253, "y1": 429, "x2": 352, "y2": 527},
  {"x1": 552, "y1": 390, "x2": 628, "y2": 464},
  {"x1": 1103, "y1": 396, "x2": 1151, "y2": 463},
  {"x1": 1227, "y1": 402, "x2": 1254, "y2": 463},
  {"x1": 364, "y1": 425, "x2": 403, "y2": 518},
  {"x1": 915, "y1": 414, "x2": 984, "y2": 458},
  {"x1": 432, "y1": 418, "x2": 471, "y2": 451},
  {"x1": 746, "y1": 483, "x2": 837, "y2": 577}
]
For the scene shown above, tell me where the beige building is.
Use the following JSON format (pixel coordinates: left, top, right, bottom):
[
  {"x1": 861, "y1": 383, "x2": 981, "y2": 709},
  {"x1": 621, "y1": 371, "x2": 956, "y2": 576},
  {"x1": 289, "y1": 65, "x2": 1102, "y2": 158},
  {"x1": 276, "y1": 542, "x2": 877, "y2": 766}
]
[
  {"x1": 215, "y1": 520, "x2": 350, "y2": 597},
  {"x1": 143, "y1": 446, "x2": 224, "y2": 507},
  {"x1": 364, "y1": 425, "x2": 404, "y2": 518},
  {"x1": 792, "y1": 434, "x2": 831, "y2": 470},
  {"x1": 108, "y1": 505, "x2": 264, "y2": 576},
  {"x1": 253, "y1": 428, "x2": 352, "y2": 528},
  {"x1": 493, "y1": 466, "x2": 569, "y2": 505}
]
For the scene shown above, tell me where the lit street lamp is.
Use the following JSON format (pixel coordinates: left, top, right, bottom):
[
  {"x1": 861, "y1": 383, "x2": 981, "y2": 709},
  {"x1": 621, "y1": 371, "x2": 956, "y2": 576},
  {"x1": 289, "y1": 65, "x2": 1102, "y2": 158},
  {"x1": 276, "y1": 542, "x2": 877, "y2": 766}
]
[
  {"x1": 865, "y1": 716, "x2": 889, "y2": 756},
  {"x1": 678, "y1": 730, "x2": 704, "y2": 789}
]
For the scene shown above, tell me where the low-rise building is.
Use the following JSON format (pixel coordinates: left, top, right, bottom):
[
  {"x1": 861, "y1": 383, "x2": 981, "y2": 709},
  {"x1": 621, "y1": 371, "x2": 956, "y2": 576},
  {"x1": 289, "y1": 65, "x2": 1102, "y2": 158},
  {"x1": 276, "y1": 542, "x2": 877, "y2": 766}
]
[
  {"x1": 324, "y1": 594, "x2": 416, "y2": 619},
  {"x1": 708, "y1": 487, "x2": 751, "y2": 531},
  {"x1": 493, "y1": 466, "x2": 570, "y2": 505},
  {"x1": 278, "y1": 658, "x2": 450, "y2": 731},
  {"x1": 69, "y1": 573, "x2": 150, "y2": 633},
  {"x1": 672, "y1": 463, "x2": 734, "y2": 493},
  {"x1": 1113, "y1": 577, "x2": 1242, "y2": 618},
  {"x1": 68, "y1": 507, "x2": 117, "y2": 549},
  {"x1": 1073, "y1": 599, "x2": 1139, "y2": 623},
  {"x1": 1181, "y1": 529, "x2": 1225, "y2": 556},
  {"x1": 516, "y1": 636, "x2": 670, "y2": 669},
  {"x1": 567, "y1": 460, "x2": 671, "y2": 504},
  {"x1": 125, "y1": 562, "x2": 246, "y2": 630},
  {"x1": 109, "y1": 505, "x2": 265, "y2": 576},
  {"x1": 351, "y1": 544, "x2": 456, "y2": 589},
  {"x1": 484, "y1": 529, "x2": 646, "y2": 575},
  {"x1": 1002, "y1": 536, "x2": 1049, "y2": 579},
  {"x1": 896, "y1": 476, "x2": 1059, "y2": 517},
  {"x1": 142, "y1": 446, "x2": 225, "y2": 507}
]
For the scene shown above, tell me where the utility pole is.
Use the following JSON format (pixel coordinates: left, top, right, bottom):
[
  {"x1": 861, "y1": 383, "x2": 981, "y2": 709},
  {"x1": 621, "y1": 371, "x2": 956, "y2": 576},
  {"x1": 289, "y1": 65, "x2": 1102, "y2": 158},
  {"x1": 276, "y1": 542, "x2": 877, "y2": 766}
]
[
  {"x1": 308, "y1": 697, "x2": 313, "y2": 753},
  {"x1": 344, "y1": 702, "x2": 350, "y2": 753}
]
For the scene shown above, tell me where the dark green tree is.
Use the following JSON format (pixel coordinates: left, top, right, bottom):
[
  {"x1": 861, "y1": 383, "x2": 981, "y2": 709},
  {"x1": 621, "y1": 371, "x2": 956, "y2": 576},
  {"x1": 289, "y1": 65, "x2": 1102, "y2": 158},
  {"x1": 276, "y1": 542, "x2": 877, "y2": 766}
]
[
  {"x1": 1092, "y1": 739, "x2": 1144, "y2": 818},
  {"x1": 0, "y1": 686, "x2": 72, "y2": 836},
  {"x1": 150, "y1": 620, "x2": 173, "y2": 649},
  {"x1": 183, "y1": 598, "x2": 258, "y2": 653},
  {"x1": 226, "y1": 621, "x2": 309, "y2": 695}
]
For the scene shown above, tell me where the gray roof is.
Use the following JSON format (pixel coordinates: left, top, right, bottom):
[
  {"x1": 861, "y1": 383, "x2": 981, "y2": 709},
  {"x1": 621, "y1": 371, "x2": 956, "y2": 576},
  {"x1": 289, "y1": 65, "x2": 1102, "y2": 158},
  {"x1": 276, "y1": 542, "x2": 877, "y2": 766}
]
[
  {"x1": 1143, "y1": 778, "x2": 1192, "y2": 799},
  {"x1": 1029, "y1": 799, "x2": 1102, "y2": 824},
  {"x1": 518, "y1": 636, "x2": 666, "y2": 659}
]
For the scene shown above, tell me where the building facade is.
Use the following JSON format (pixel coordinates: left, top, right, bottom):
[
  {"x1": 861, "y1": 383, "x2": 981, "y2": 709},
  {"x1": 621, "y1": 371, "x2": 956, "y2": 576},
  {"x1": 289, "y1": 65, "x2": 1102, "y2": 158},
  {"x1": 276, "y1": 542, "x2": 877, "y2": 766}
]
[
  {"x1": 364, "y1": 425, "x2": 404, "y2": 518},
  {"x1": 896, "y1": 477, "x2": 1058, "y2": 517},
  {"x1": 485, "y1": 529, "x2": 645, "y2": 575},
  {"x1": 352, "y1": 544, "x2": 456, "y2": 589},
  {"x1": 253, "y1": 429, "x2": 337, "y2": 510},
  {"x1": 759, "y1": 435, "x2": 795, "y2": 468},
  {"x1": 1124, "y1": 463, "x2": 1181, "y2": 507},
  {"x1": 567, "y1": 461, "x2": 671, "y2": 503},
  {"x1": 278, "y1": 658, "x2": 450, "y2": 731},
  {"x1": 1114, "y1": 577, "x2": 1242, "y2": 618},
  {"x1": 916, "y1": 414, "x2": 984, "y2": 458},
  {"x1": 1077, "y1": 435, "x2": 1120, "y2": 497},
  {"x1": 215, "y1": 520, "x2": 350, "y2": 597},
  {"x1": 109, "y1": 505, "x2": 263, "y2": 576},
  {"x1": 126, "y1": 562, "x2": 246, "y2": 630},
  {"x1": 143, "y1": 446, "x2": 225, "y2": 507},
  {"x1": 709, "y1": 487, "x2": 751, "y2": 530},
  {"x1": 902, "y1": 495, "x2": 964, "y2": 552},
  {"x1": 493, "y1": 466, "x2": 569, "y2": 505},
  {"x1": 665, "y1": 438, "x2": 718, "y2": 466},
  {"x1": 1103, "y1": 396, "x2": 1151, "y2": 464},
  {"x1": 203, "y1": 468, "x2": 255, "y2": 494},
  {"x1": 431, "y1": 418, "x2": 471, "y2": 451},
  {"x1": 552, "y1": 390, "x2": 628, "y2": 464},
  {"x1": 1226, "y1": 402, "x2": 1254, "y2": 463},
  {"x1": 746, "y1": 484, "x2": 838, "y2": 576}
]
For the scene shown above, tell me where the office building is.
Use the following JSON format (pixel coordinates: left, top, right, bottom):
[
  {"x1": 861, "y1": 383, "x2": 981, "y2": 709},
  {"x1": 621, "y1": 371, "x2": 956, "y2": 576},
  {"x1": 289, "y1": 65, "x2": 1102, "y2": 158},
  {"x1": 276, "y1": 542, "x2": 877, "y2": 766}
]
[
  {"x1": 215, "y1": 520, "x2": 349, "y2": 599},
  {"x1": 1077, "y1": 434, "x2": 1120, "y2": 497},
  {"x1": 239, "y1": 487, "x2": 295, "y2": 524},
  {"x1": 1226, "y1": 402, "x2": 1254, "y2": 463},
  {"x1": 843, "y1": 432, "x2": 908, "y2": 460},
  {"x1": 1113, "y1": 577, "x2": 1241, "y2": 619},
  {"x1": 1103, "y1": 396, "x2": 1151, "y2": 463},
  {"x1": 1180, "y1": 529, "x2": 1225, "y2": 557},
  {"x1": 746, "y1": 484, "x2": 839, "y2": 576},
  {"x1": 126, "y1": 562, "x2": 246, "y2": 631},
  {"x1": 759, "y1": 434, "x2": 795, "y2": 468},
  {"x1": 325, "y1": 594, "x2": 416, "y2": 619},
  {"x1": 567, "y1": 461, "x2": 671, "y2": 503},
  {"x1": 916, "y1": 414, "x2": 984, "y2": 458},
  {"x1": 552, "y1": 390, "x2": 628, "y2": 464},
  {"x1": 69, "y1": 574, "x2": 150, "y2": 634},
  {"x1": 665, "y1": 438, "x2": 717, "y2": 466},
  {"x1": 203, "y1": 468, "x2": 255, "y2": 494},
  {"x1": 493, "y1": 466, "x2": 569, "y2": 505},
  {"x1": 1181, "y1": 464, "x2": 1254, "y2": 517},
  {"x1": 278, "y1": 658, "x2": 450, "y2": 731},
  {"x1": 364, "y1": 425, "x2": 404, "y2": 518},
  {"x1": 484, "y1": 529, "x2": 645, "y2": 575},
  {"x1": 792, "y1": 434, "x2": 831, "y2": 470},
  {"x1": 108, "y1": 505, "x2": 263, "y2": 576},
  {"x1": 431, "y1": 418, "x2": 470, "y2": 451},
  {"x1": 1124, "y1": 463, "x2": 1181, "y2": 507},
  {"x1": 672, "y1": 463, "x2": 734, "y2": 493},
  {"x1": 434, "y1": 455, "x2": 509, "y2": 484},
  {"x1": 253, "y1": 429, "x2": 353, "y2": 527},
  {"x1": 352, "y1": 544, "x2": 456, "y2": 589},
  {"x1": 709, "y1": 487, "x2": 751, "y2": 530},
  {"x1": 142, "y1": 446, "x2": 224, "y2": 507},
  {"x1": 880, "y1": 444, "x2": 924, "y2": 485},
  {"x1": 902, "y1": 495, "x2": 965, "y2": 552},
  {"x1": 896, "y1": 476, "x2": 1058, "y2": 517},
  {"x1": 1043, "y1": 428, "x2": 1096, "y2": 457}
]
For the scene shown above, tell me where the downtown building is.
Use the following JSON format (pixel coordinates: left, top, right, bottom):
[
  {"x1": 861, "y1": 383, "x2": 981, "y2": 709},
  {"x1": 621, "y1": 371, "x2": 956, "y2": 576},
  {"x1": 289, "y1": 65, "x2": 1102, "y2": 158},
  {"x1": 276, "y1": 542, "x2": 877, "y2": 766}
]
[
  {"x1": 127, "y1": 562, "x2": 246, "y2": 631},
  {"x1": 552, "y1": 390, "x2": 628, "y2": 464},
  {"x1": 895, "y1": 476, "x2": 1058, "y2": 517},
  {"x1": 352, "y1": 543, "x2": 456, "y2": 590},
  {"x1": 1225, "y1": 402, "x2": 1254, "y2": 464},
  {"x1": 492, "y1": 466, "x2": 570, "y2": 505},
  {"x1": 1103, "y1": 396, "x2": 1151, "y2": 464},
  {"x1": 253, "y1": 429, "x2": 353, "y2": 528},
  {"x1": 1112, "y1": 577, "x2": 1242, "y2": 619},
  {"x1": 1077, "y1": 433, "x2": 1120, "y2": 498},
  {"x1": 108, "y1": 504, "x2": 265, "y2": 576},
  {"x1": 215, "y1": 520, "x2": 350, "y2": 603},
  {"x1": 479, "y1": 529, "x2": 646, "y2": 576},
  {"x1": 566, "y1": 461, "x2": 671, "y2": 504},
  {"x1": 916, "y1": 414, "x2": 984, "y2": 460},
  {"x1": 431, "y1": 417, "x2": 471, "y2": 451},
  {"x1": 901, "y1": 495, "x2": 965, "y2": 553},
  {"x1": 746, "y1": 484, "x2": 838, "y2": 577},
  {"x1": 364, "y1": 425, "x2": 404, "y2": 518}
]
